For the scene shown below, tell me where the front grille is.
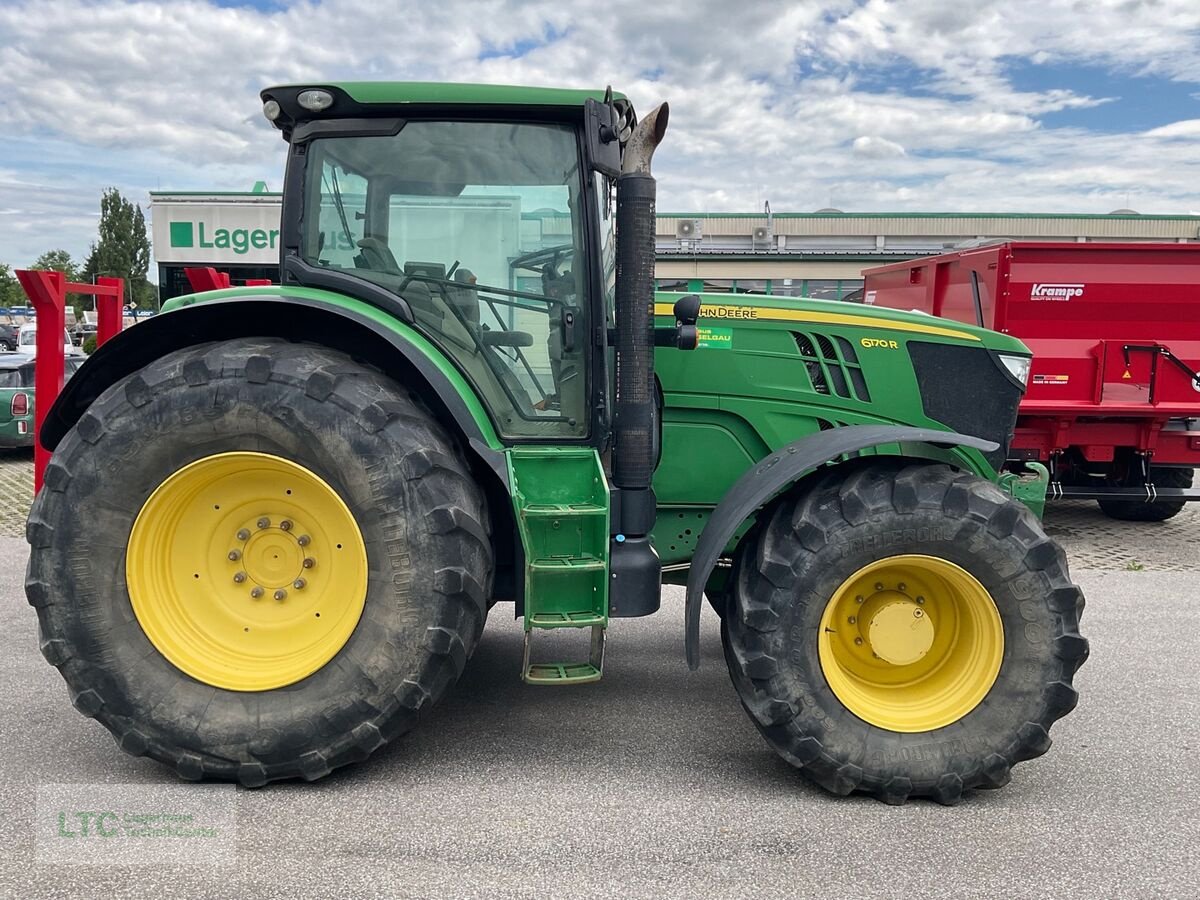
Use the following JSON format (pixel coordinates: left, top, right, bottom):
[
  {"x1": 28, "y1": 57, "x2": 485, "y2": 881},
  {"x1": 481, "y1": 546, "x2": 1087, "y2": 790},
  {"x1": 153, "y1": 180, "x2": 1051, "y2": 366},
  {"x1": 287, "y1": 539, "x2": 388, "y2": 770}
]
[
  {"x1": 907, "y1": 342, "x2": 1022, "y2": 469},
  {"x1": 794, "y1": 333, "x2": 872, "y2": 403}
]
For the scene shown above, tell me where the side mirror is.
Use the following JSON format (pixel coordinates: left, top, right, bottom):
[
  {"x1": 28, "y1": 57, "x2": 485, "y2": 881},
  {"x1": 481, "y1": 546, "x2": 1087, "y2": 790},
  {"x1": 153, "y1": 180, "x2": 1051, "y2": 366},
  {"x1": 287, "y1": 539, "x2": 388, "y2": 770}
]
[
  {"x1": 584, "y1": 97, "x2": 621, "y2": 178},
  {"x1": 654, "y1": 294, "x2": 703, "y2": 350}
]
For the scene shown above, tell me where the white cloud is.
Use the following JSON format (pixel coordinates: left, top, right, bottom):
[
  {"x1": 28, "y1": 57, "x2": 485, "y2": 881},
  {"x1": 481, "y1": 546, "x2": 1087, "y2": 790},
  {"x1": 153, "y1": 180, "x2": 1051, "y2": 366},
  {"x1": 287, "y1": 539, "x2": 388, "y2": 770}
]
[
  {"x1": 852, "y1": 135, "x2": 906, "y2": 158},
  {"x1": 0, "y1": 0, "x2": 1198, "y2": 266}
]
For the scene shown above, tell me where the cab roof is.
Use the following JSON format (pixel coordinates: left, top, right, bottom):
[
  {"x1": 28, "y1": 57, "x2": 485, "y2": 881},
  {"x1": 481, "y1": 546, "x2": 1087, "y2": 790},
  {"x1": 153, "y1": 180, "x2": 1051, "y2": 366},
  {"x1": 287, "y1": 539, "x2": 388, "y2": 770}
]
[{"x1": 265, "y1": 82, "x2": 625, "y2": 108}]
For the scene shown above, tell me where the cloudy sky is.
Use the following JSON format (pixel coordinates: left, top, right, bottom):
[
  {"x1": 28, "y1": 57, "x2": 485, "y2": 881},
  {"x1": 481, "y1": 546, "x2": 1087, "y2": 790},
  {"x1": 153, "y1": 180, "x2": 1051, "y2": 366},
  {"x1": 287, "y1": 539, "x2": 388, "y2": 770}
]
[{"x1": 2, "y1": 0, "x2": 1200, "y2": 269}]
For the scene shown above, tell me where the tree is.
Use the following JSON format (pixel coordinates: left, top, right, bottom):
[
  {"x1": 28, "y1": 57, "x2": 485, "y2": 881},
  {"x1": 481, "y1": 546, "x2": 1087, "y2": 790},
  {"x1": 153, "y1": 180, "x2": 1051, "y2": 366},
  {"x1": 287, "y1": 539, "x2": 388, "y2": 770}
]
[
  {"x1": 30, "y1": 249, "x2": 81, "y2": 281},
  {"x1": 83, "y1": 188, "x2": 156, "y2": 310},
  {"x1": 0, "y1": 263, "x2": 25, "y2": 306},
  {"x1": 30, "y1": 249, "x2": 84, "y2": 316}
]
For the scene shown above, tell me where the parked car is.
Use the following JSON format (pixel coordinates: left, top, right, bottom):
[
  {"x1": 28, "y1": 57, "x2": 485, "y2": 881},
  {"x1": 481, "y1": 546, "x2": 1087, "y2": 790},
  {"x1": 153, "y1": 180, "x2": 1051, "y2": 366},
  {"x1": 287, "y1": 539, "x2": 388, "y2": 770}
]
[
  {"x1": 0, "y1": 323, "x2": 17, "y2": 351},
  {"x1": 0, "y1": 354, "x2": 84, "y2": 448},
  {"x1": 16, "y1": 324, "x2": 84, "y2": 357}
]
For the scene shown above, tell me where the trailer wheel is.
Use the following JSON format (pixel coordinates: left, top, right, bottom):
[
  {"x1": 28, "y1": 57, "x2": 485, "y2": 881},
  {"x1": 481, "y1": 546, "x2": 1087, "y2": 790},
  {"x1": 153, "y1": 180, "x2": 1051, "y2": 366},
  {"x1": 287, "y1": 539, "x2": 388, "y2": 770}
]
[
  {"x1": 722, "y1": 462, "x2": 1087, "y2": 804},
  {"x1": 27, "y1": 338, "x2": 492, "y2": 785},
  {"x1": 1097, "y1": 467, "x2": 1193, "y2": 522}
]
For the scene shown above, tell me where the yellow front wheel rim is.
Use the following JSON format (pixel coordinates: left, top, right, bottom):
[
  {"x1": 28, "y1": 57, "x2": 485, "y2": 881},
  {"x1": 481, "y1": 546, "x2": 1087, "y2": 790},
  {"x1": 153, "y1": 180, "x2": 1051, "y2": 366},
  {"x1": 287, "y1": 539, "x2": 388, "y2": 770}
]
[
  {"x1": 817, "y1": 554, "x2": 1004, "y2": 733},
  {"x1": 126, "y1": 452, "x2": 368, "y2": 692}
]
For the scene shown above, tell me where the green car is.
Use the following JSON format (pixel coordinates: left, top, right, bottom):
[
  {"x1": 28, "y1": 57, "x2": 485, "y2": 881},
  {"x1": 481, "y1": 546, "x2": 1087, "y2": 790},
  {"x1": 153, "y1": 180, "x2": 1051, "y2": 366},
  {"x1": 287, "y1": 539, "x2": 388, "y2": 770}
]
[{"x1": 0, "y1": 354, "x2": 83, "y2": 448}]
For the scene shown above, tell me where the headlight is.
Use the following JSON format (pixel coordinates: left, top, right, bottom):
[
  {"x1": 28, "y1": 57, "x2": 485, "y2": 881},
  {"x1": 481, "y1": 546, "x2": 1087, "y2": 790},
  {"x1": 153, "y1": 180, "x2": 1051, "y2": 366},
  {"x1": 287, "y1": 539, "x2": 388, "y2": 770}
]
[
  {"x1": 297, "y1": 89, "x2": 334, "y2": 112},
  {"x1": 262, "y1": 99, "x2": 281, "y2": 121},
  {"x1": 997, "y1": 353, "x2": 1032, "y2": 388}
]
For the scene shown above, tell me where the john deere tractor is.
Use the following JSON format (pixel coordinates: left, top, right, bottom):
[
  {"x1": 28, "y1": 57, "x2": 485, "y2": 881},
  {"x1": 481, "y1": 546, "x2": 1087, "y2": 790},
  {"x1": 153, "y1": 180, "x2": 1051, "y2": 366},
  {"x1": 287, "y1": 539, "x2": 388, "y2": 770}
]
[{"x1": 28, "y1": 82, "x2": 1087, "y2": 803}]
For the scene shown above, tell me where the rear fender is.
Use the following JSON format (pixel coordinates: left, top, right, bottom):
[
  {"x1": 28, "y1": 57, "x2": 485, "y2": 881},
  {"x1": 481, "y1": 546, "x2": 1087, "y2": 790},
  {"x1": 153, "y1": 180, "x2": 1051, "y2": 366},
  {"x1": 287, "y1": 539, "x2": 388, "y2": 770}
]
[
  {"x1": 683, "y1": 425, "x2": 998, "y2": 669},
  {"x1": 43, "y1": 295, "x2": 503, "y2": 466}
]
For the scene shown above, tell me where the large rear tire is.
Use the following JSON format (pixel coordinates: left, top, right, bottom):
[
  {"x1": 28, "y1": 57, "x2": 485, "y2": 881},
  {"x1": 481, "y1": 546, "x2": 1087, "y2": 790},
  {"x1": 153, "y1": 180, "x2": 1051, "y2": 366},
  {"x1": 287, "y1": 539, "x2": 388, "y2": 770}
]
[
  {"x1": 722, "y1": 462, "x2": 1087, "y2": 804},
  {"x1": 27, "y1": 338, "x2": 492, "y2": 785},
  {"x1": 1097, "y1": 466, "x2": 1192, "y2": 522}
]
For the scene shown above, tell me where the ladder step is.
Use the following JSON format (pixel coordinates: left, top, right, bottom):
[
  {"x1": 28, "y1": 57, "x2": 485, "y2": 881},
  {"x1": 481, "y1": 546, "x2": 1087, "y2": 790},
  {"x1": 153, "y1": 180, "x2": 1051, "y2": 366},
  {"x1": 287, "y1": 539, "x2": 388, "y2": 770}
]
[
  {"x1": 529, "y1": 556, "x2": 605, "y2": 573},
  {"x1": 521, "y1": 625, "x2": 605, "y2": 685},
  {"x1": 529, "y1": 611, "x2": 606, "y2": 628},
  {"x1": 522, "y1": 503, "x2": 606, "y2": 517},
  {"x1": 524, "y1": 663, "x2": 603, "y2": 684}
]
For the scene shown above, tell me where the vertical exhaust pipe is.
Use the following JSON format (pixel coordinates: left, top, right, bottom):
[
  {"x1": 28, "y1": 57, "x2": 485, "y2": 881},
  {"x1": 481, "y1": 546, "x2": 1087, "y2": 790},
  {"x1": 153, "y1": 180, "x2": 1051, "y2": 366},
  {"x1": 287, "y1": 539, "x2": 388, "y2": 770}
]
[{"x1": 609, "y1": 102, "x2": 668, "y2": 617}]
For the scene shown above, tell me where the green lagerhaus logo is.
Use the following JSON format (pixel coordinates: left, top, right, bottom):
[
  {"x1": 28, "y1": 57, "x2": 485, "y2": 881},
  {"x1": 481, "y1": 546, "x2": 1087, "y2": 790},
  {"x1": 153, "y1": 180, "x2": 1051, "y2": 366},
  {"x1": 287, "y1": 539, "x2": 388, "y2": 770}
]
[{"x1": 169, "y1": 220, "x2": 281, "y2": 255}]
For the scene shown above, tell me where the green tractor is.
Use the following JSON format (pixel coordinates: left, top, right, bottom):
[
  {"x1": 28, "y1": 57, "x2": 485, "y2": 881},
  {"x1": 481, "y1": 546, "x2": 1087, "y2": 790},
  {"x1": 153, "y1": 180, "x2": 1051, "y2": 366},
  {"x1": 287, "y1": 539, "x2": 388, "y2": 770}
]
[{"x1": 28, "y1": 82, "x2": 1087, "y2": 803}]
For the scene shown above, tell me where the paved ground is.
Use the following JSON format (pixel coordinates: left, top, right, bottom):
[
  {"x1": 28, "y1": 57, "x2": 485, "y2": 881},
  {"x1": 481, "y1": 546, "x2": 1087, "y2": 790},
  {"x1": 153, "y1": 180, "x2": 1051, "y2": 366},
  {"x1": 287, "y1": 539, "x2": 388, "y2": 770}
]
[{"x1": 0, "y1": 453, "x2": 1197, "y2": 898}]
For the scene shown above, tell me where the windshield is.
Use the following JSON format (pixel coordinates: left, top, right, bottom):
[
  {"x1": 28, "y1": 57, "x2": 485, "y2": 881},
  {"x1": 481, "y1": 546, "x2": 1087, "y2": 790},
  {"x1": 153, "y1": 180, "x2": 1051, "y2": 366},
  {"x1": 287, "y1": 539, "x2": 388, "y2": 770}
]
[{"x1": 303, "y1": 121, "x2": 589, "y2": 439}]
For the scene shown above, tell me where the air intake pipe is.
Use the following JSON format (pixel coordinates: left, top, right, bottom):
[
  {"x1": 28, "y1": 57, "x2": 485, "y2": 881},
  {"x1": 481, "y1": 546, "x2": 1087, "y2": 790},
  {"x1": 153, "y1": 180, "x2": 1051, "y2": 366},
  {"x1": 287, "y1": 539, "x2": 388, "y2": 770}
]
[{"x1": 609, "y1": 101, "x2": 668, "y2": 617}]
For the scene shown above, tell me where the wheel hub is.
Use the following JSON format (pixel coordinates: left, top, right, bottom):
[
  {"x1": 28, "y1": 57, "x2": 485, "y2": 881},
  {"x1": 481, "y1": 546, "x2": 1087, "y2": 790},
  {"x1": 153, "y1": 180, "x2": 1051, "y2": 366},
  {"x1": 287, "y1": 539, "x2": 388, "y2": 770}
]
[
  {"x1": 239, "y1": 523, "x2": 312, "y2": 591},
  {"x1": 866, "y1": 597, "x2": 934, "y2": 666}
]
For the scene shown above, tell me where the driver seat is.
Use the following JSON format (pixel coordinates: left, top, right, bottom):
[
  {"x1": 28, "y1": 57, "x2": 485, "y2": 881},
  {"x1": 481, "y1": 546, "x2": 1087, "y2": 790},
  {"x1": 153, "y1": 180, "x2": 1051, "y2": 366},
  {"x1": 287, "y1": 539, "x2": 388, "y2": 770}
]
[{"x1": 356, "y1": 237, "x2": 401, "y2": 273}]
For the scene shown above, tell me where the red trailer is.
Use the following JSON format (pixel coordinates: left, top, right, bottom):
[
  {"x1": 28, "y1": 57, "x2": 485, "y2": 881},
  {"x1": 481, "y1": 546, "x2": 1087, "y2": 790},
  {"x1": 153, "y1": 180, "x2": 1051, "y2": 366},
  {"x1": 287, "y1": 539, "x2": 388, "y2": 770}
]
[{"x1": 863, "y1": 241, "x2": 1200, "y2": 520}]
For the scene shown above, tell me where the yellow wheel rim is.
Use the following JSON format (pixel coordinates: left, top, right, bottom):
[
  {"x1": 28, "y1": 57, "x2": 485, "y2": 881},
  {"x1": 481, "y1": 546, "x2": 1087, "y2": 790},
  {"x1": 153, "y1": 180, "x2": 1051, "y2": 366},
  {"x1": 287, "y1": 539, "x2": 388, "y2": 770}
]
[
  {"x1": 817, "y1": 554, "x2": 1003, "y2": 733},
  {"x1": 126, "y1": 452, "x2": 368, "y2": 692}
]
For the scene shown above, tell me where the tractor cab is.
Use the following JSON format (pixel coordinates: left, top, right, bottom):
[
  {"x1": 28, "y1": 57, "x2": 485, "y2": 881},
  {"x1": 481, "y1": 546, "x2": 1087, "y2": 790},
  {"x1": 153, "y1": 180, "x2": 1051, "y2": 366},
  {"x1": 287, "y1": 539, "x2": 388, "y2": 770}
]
[{"x1": 262, "y1": 85, "x2": 630, "y2": 443}]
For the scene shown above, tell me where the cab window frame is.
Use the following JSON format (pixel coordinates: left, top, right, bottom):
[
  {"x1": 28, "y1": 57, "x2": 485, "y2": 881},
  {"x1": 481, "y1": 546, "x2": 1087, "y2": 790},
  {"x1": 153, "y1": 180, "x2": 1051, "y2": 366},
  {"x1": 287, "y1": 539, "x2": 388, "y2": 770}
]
[{"x1": 288, "y1": 112, "x2": 609, "y2": 446}]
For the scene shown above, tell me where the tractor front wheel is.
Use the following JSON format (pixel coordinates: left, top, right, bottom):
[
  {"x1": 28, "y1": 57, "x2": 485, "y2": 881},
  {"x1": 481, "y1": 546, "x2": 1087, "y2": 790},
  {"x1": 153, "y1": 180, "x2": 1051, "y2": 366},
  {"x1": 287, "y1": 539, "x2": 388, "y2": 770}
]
[
  {"x1": 722, "y1": 463, "x2": 1088, "y2": 804},
  {"x1": 27, "y1": 338, "x2": 492, "y2": 785}
]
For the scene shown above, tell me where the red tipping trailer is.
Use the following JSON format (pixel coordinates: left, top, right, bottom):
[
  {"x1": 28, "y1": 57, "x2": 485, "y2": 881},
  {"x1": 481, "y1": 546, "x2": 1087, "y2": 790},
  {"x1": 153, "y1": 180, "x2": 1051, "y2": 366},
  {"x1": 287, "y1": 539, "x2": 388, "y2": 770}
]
[{"x1": 863, "y1": 241, "x2": 1200, "y2": 520}]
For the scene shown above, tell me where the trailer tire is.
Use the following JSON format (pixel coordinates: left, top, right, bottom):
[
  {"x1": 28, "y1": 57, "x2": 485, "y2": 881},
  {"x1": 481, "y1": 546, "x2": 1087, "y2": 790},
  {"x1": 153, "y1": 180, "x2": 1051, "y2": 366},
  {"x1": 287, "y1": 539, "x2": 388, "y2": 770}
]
[
  {"x1": 27, "y1": 338, "x2": 492, "y2": 786},
  {"x1": 1097, "y1": 467, "x2": 1193, "y2": 522},
  {"x1": 722, "y1": 462, "x2": 1087, "y2": 804}
]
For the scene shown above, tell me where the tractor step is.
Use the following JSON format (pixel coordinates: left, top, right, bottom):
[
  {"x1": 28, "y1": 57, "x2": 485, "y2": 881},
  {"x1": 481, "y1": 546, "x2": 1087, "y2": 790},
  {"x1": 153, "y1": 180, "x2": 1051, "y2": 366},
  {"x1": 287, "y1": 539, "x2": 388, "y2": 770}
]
[
  {"x1": 507, "y1": 446, "x2": 611, "y2": 684},
  {"x1": 521, "y1": 625, "x2": 605, "y2": 685}
]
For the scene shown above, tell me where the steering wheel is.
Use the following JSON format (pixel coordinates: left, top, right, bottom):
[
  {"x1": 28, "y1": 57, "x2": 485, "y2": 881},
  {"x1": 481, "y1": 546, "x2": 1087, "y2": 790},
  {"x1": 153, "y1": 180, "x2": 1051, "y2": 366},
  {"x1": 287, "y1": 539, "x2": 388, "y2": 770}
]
[{"x1": 510, "y1": 244, "x2": 574, "y2": 277}]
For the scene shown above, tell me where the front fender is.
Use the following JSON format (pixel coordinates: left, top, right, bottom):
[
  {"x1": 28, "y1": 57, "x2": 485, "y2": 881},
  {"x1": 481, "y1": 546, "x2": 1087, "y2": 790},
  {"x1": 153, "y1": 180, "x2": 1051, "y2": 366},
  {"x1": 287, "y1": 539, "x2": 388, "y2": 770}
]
[{"x1": 683, "y1": 425, "x2": 998, "y2": 669}]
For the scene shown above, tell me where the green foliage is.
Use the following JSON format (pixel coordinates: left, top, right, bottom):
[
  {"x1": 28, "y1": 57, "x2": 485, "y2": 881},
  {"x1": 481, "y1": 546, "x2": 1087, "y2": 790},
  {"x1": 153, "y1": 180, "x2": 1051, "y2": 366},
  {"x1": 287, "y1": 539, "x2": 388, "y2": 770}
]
[
  {"x1": 82, "y1": 335, "x2": 98, "y2": 356},
  {"x1": 0, "y1": 263, "x2": 25, "y2": 306},
  {"x1": 83, "y1": 188, "x2": 157, "y2": 310},
  {"x1": 30, "y1": 249, "x2": 80, "y2": 280}
]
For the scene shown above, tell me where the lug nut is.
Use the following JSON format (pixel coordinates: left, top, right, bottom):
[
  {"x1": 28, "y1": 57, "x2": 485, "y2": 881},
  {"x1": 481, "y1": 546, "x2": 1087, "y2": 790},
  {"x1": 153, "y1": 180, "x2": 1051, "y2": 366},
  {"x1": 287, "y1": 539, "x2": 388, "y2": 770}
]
[
  {"x1": 257, "y1": 517, "x2": 270, "y2": 529},
  {"x1": 913, "y1": 609, "x2": 924, "y2": 618},
  {"x1": 848, "y1": 616, "x2": 856, "y2": 624},
  {"x1": 274, "y1": 589, "x2": 287, "y2": 601},
  {"x1": 855, "y1": 595, "x2": 864, "y2": 604},
  {"x1": 228, "y1": 549, "x2": 241, "y2": 561},
  {"x1": 875, "y1": 582, "x2": 884, "y2": 591},
  {"x1": 302, "y1": 557, "x2": 315, "y2": 569},
  {"x1": 250, "y1": 587, "x2": 264, "y2": 599},
  {"x1": 280, "y1": 519, "x2": 293, "y2": 532},
  {"x1": 236, "y1": 529, "x2": 250, "y2": 541},
  {"x1": 297, "y1": 534, "x2": 311, "y2": 547},
  {"x1": 293, "y1": 578, "x2": 306, "y2": 590},
  {"x1": 233, "y1": 571, "x2": 247, "y2": 584},
  {"x1": 854, "y1": 637, "x2": 864, "y2": 646},
  {"x1": 916, "y1": 596, "x2": 925, "y2": 605},
  {"x1": 898, "y1": 582, "x2": 907, "y2": 592}
]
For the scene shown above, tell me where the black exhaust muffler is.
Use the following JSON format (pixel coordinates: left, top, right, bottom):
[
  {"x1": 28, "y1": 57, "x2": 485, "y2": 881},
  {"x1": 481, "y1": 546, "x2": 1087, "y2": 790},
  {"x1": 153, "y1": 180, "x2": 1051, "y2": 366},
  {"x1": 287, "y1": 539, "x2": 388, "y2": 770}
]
[{"x1": 609, "y1": 102, "x2": 668, "y2": 617}]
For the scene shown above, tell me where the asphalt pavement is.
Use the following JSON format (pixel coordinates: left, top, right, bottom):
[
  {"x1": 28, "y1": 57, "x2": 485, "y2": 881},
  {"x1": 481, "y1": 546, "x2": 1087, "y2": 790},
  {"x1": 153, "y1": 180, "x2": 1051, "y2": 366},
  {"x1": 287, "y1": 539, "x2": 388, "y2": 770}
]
[{"x1": 1, "y1": 523, "x2": 1197, "y2": 899}]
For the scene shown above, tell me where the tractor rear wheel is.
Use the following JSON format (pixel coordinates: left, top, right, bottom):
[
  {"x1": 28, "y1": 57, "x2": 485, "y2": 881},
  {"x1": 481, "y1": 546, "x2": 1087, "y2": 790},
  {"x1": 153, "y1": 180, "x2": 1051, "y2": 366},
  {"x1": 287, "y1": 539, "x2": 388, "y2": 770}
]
[
  {"x1": 27, "y1": 338, "x2": 492, "y2": 785},
  {"x1": 1097, "y1": 466, "x2": 1193, "y2": 522},
  {"x1": 722, "y1": 462, "x2": 1087, "y2": 804}
]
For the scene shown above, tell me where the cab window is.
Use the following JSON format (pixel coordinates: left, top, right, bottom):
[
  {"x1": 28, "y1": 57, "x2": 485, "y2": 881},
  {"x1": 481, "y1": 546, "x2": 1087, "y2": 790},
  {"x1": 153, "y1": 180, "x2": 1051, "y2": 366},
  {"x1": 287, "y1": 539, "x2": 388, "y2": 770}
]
[{"x1": 303, "y1": 121, "x2": 589, "y2": 439}]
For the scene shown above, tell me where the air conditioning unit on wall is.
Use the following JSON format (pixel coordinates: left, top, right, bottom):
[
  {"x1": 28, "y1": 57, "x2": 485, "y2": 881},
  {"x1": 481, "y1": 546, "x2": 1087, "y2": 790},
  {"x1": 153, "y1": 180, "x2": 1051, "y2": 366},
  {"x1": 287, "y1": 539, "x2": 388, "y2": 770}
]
[
  {"x1": 676, "y1": 219, "x2": 702, "y2": 241},
  {"x1": 752, "y1": 225, "x2": 772, "y2": 246}
]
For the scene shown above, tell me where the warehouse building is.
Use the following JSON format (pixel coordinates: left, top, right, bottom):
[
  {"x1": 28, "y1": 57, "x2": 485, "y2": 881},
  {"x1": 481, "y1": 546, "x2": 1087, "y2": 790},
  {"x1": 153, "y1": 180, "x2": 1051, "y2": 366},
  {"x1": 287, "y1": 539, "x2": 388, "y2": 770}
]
[{"x1": 149, "y1": 190, "x2": 1200, "y2": 303}]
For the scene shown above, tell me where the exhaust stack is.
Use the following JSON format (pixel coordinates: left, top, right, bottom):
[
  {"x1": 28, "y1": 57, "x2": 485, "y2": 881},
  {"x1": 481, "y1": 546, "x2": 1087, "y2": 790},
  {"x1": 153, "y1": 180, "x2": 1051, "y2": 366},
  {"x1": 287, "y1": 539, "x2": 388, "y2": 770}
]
[{"x1": 609, "y1": 102, "x2": 669, "y2": 617}]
